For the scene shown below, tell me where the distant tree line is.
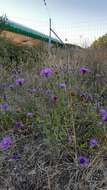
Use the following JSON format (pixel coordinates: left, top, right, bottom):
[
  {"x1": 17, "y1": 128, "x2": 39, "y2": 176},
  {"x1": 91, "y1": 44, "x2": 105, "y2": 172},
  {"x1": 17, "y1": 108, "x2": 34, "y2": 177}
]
[{"x1": 91, "y1": 33, "x2": 107, "y2": 48}]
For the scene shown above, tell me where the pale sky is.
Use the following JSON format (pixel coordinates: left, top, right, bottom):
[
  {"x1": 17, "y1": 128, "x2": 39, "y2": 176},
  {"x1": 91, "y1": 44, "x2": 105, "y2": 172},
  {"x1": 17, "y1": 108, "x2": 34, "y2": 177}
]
[{"x1": 0, "y1": 0, "x2": 107, "y2": 46}]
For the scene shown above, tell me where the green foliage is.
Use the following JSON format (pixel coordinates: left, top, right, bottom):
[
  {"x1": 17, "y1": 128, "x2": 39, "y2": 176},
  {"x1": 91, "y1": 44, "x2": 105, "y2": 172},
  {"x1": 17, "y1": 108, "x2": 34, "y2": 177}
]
[
  {"x1": 91, "y1": 33, "x2": 107, "y2": 48},
  {"x1": 0, "y1": 36, "x2": 107, "y2": 168},
  {"x1": 0, "y1": 36, "x2": 46, "y2": 70}
]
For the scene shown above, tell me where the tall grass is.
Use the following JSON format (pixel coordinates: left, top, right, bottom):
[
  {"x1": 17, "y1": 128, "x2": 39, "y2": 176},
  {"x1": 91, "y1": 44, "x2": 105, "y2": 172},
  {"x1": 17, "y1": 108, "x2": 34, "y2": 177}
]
[{"x1": 0, "y1": 37, "x2": 107, "y2": 189}]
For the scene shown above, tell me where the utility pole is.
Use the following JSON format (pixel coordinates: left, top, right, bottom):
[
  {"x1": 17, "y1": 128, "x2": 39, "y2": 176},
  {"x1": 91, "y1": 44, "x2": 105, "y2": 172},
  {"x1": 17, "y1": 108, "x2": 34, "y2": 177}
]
[
  {"x1": 49, "y1": 18, "x2": 51, "y2": 51},
  {"x1": 43, "y1": 0, "x2": 64, "y2": 51}
]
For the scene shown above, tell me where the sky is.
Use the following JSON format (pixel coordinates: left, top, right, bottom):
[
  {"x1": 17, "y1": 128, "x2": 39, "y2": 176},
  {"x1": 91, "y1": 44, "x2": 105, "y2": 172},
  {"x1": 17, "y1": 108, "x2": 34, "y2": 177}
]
[{"x1": 0, "y1": 0, "x2": 107, "y2": 46}]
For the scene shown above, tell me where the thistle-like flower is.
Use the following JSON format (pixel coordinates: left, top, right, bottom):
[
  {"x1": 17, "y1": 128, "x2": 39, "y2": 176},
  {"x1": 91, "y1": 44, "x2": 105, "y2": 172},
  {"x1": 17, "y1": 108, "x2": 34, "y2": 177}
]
[
  {"x1": 16, "y1": 78, "x2": 25, "y2": 86},
  {"x1": 78, "y1": 156, "x2": 89, "y2": 167},
  {"x1": 80, "y1": 67, "x2": 90, "y2": 74},
  {"x1": 0, "y1": 136, "x2": 12, "y2": 150},
  {"x1": 89, "y1": 138, "x2": 98, "y2": 147},
  {"x1": 40, "y1": 68, "x2": 53, "y2": 77}
]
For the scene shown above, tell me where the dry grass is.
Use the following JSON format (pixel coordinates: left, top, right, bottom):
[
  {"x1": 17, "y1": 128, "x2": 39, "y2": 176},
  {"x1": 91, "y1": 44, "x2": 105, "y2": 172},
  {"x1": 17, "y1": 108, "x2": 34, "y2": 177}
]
[{"x1": 0, "y1": 38, "x2": 107, "y2": 189}]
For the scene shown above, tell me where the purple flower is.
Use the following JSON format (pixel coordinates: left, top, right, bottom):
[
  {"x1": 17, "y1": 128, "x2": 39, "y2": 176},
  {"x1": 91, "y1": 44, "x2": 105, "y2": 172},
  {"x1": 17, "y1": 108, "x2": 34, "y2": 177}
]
[
  {"x1": 100, "y1": 109, "x2": 107, "y2": 116},
  {"x1": 59, "y1": 83, "x2": 66, "y2": 88},
  {"x1": 80, "y1": 67, "x2": 90, "y2": 74},
  {"x1": 40, "y1": 68, "x2": 53, "y2": 77},
  {"x1": 0, "y1": 136, "x2": 12, "y2": 150},
  {"x1": 15, "y1": 121, "x2": 23, "y2": 128},
  {"x1": 16, "y1": 78, "x2": 25, "y2": 86},
  {"x1": 78, "y1": 156, "x2": 89, "y2": 167},
  {"x1": 89, "y1": 138, "x2": 98, "y2": 147},
  {"x1": 26, "y1": 112, "x2": 33, "y2": 117},
  {"x1": 12, "y1": 153, "x2": 19, "y2": 160},
  {"x1": 99, "y1": 108, "x2": 107, "y2": 122},
  {"x1": 0, "y1": 102, "x2": 9, "y2": 111},
  {"x1": 102, "y1": 113, "x2": 107, "y2": 122}
]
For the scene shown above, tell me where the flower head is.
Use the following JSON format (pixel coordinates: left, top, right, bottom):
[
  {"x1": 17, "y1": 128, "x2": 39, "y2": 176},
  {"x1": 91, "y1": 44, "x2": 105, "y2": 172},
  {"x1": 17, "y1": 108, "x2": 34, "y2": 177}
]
[
  {"x1": 26, "y1": 112, "x2": 33, "y2": 117},
  {"x1": 40, "y1": 68, "x2": 53, "y2": 77},
  {"x1": 16, "y1": 78, "x2": 25, "y2": 86},
  {"x1": 15, "y1": 121, "x2": 23, "y2": 128},
  {"x1": 89, "y1": 138, "x2": 98, "y2": 147},
  {"x1": 59, "y1": 83, "x2": 66, "y2": 88},
  {"x1": 99, "y1": 108, "x2": 107, "y2": 122},
  {"x1": 102, "y1": 113, "x2": 107, "y2": 122},
  {"x1": 100, "y1": 109, "x2": 107, "y2": 116},
  {"x1": 0, "y1": 102, "x2": 9, "y2": 111},
  {"x1": 80, "y1": 67, "x2": 90, "y2": 74},
  {"x1": 12, "y1": 153, "x2": 19, "y2": 160},
  {"x1": 0, "y1": 136, "x2": 12, "y2": 150},
  {"x1": 78, "y1": 156, "x2": 89, "y2": 167}
]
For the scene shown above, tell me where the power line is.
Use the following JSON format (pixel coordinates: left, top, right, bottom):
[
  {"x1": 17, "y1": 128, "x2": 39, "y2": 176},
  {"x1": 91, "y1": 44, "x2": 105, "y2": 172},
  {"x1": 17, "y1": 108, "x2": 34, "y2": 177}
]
[
  {"x1": 43, "y1": 0, "x2": 47, "y2": 6},
  {"x1": 43, "y1": 0, "x2": 51, "y2": 18},
  {"x1": 43, "y1": 0, "x2": 64, "y2": 46}
]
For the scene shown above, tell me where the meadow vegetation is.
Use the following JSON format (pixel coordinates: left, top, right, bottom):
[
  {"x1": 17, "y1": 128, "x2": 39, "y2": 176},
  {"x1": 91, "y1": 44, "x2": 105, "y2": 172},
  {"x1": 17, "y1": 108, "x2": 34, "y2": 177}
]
[
  {"x1": 91, "y1": 33, "x2": 107, "y2": 48},
  {"x1": 0, "y1": 36, "x2": 107, "y2": 189}
]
